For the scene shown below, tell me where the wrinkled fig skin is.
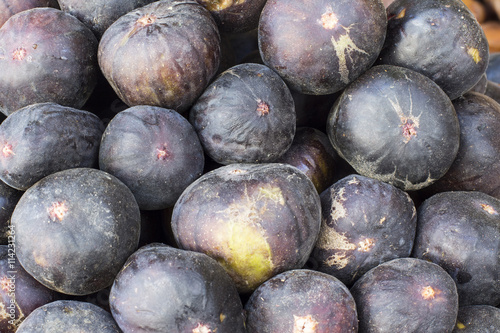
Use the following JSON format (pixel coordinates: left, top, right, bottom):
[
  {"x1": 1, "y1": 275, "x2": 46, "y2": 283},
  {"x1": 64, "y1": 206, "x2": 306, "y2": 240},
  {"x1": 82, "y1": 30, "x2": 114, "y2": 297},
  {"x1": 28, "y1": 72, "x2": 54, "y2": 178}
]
[
  {"x1": 310, "y1": 174, "x2": 417, "y2": 287},
  {"x1": 98, "y1": 0, "x2": 221, "y2": 114},
  {"x1": 110, "y1": 244, "x2": 247, "y2": 333},
  {"x1": 452, "y1": 305, "x2": 500, "y2": 332},
  {"x1": 327, "y1": 65, "x2": 460, "y2": 191},
  {"x1": 57, "y1": 0, "x2": 158, "y2": 39},
  {"x1": 423, "y1": 92, "x2": 500, "y2": 199},
  {"x1": 0, "y1": 180, "x2": 22, "y2": 244},
  {"x1": 171, "y1": 163, "x2": 321, "y2": 294},
  {"x1": 412, "y1": 191, "x2": 500, "y2": 306},
  {"x1": 258, "y1": 0, "x2": 387, "y2": 95},
  {"x1": 197, "y1": 0, "x2": 267, "y2": 33},
  {"x1": 0, "y1": 103, "x2": 105, "y2": 191},
  {"x1": 0, "y1": 0, "x2": 59, "y2": 27},
  {"x1": 99, "y1": 105, "x2": 205, "y2": 210},
  {"x1": 378, "y1": 0, "x2": 489, "y2": 100},
  {"x1": 350, "y1": 258, "x2": 459, "y2": 333},
  {"x1": 11, "y1": 168, "x2": 141, "y2": 296},
  {"x1": 189, "y1": 63, "x2": 296, "y2": 165},
  {"x1": 245, "y1": 269, "x2": 358, "y2": 333},
  {"x1": 16, "y1": 300, "x2": 121, "y2": 333},
  {"x1": 0, "y1": 245, "x2": 58, "y2": 332},
  {"x1": 0, "y1": 8, "x2": 98, "y2": 116},
  {"x1": 275, "y1": 127, "x2": 340, "y2": 194}
]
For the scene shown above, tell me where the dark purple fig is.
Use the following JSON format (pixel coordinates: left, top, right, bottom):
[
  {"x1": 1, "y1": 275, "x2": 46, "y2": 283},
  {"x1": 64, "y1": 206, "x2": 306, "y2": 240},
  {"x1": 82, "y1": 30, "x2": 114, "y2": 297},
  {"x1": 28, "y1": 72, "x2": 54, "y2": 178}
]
[
  {"x1": 423, "y1": 92, "x2": 500, "y2": 199},
  {"x1": 98, "y1": 0, "x2": 221, "y2": 114},
  {"x1": 0, "y1": 181, "x2": 22, "y2": 244},
  {"x1": 327, "y1": 65, "x2": 460, "y2": 191},
  {"x1": 258, "y1": 0, "x2": 387, "y2": 95},
  {"x1": 189, "y1": 63, "x2": 295, "y2": 165},
  {"x1": 275, "y1": 127, "x2": 340, "y2": 194},
  {"x1": 485, "y1": 80, "x2": 500, "y2": 104},
  {"x1": 0, "y1": 245, "x2": 58, "y2": 332},
  {"x1": 0, "y1": 7, "x2": 98, "y2": 116},
  {"x1": 486, "y1": 52, "x2": 500, "y2": 84},
  {"x1": 196, "y1": 0, "x2": 267, "y2": 33},
  {"x1": 378, "y1": 0, "x2": 489, "y2": 100},
  {"x1": 350, "y1": 257, "x2": 459, "y2": 333},
  {"x1": 11, "y1": 168, "x2": 141, "y2": 295},
  {"x1": 171, "y1": 163, "x2": 321, "y2": 293},
  {"x1": 0, "y1": 102, "x2": 105, "y2": 191},
  {"x1": 412, "y1": 191, "x2": 500, "y2": 306},
  {"x1": 467, "y1": 73, "x2": 488, "y2": 94},
  {"x1": 56, "y1": 0, "x2": 158, "y2": 39},
  {"x1": 245, "y1": 269, "x2": 358, "y2": 333},
  {"x1": 452, "y1": 305, "x2": 500, "y2": 332},
  {"x1": 99, "y1": 105, "x2": 205, "y2": 210},
  {"x1": 16, "y1": 300, "x2": 121, "y2": 332},
  {"x1": 0, "y1": 0, "x2": 59, "y2": 27},
  {"x1": 310, "y1": 174, "x2": 417, "y2": 287},
  {"x1": 109, "y1": 243, "x2": 246, "y2": 333}
]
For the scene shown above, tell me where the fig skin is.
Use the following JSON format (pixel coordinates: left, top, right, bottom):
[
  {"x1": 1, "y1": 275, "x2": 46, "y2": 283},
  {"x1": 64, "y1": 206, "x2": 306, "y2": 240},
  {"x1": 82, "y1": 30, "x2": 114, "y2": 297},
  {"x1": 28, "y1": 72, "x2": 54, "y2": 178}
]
[
  {"x1": 0, "y1": 245, "x2": 59, "y2": 332},
  {"x1": 0, "y1": 102, "x2": 105, "y2": 191},
  {"x1": 245, "y1": 269, "x2": 358, "y2": 333},
  {"x1": 16, "y1": 300, "x2": 121, "y2": 332},
  {"x1": 98, "y1": 0, "x2": 221, "y2": 114},
  {"x1": 171, "y1": 163, "x2": 321, "y2": 294},
  {"x1": 310, "y1": 174, "x2": 417, "y2": 287},
  {"x1": 56, "y1": 0, "x2": 158, "y2": 39},
  {"x1": 327, "y1": 65, "x2": 460, "y2": 191},
  {"x1": 378, "y1": 0, "x2": 489, "y2": 100},
  {"x1": 189, "y1": 63, "x2": 296, "y2": 165},
  {"x1": 0, "y1": 0, "x2": 59, "y2": 27},
  {"x1": 99, "y1": 105, "x2": 205, "y2": 210},
  {"x1": 109, "y1": 243, "x2": 246, "y2": 333},
  {"x1": 422, "y1": 92, "x2": 500, "y2": 199},
  {"x1": 452, "y1": 305, "x2": 500, "y2": 332},
  {"x1": 196, "y1": 0, "x2": 267, "y2": 33},
  {"x1": 258, "y1": 0, "x2": 387, "y2": 95},
  {"x1": 0, "y1": 7, "x2": 98, "y2": 116},
  {"x1": 350, "y1": 257, "x2": 459, "y2": 333},
  {"x1": 412, "y1": 191, "x2": 500, "y2": 306},
  {"x1": 10, "y1": 168, "x2": 141, "y2": 296}
]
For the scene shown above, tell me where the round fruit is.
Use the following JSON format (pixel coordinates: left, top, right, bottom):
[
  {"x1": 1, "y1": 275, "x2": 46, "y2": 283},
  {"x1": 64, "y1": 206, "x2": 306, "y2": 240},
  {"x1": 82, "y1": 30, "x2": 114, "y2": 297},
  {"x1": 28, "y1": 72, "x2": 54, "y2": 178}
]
[
  {"x1": 98, "y1": 0, "x2": 221, "y2": 114},
  {"x1": 327, "y1": 64, "x2": 460, "y2": 191},
  {"x1": 310, "y1": 174, "x2": 417, "y2": 287},
  {"x1": 245, "y1": 269, "x2": 358, "y2": 332},
  {"x1": 412, "y1": 191, "x2": 500, "y2": 306},
  {"x1": 109, "y1": 243, "x2": 246, "y2": 333},
  {"x1": 0, "y1": 0, "x2": 59, "y2": 27},
  {"x1": 99, "y1": 105, "x2": 204, "y2": 210},
  {"x1": 0, "y1": 102, "x2": 105, "y2": 191},
  {"x1": 258, "y1": 0, "x2": 387, "y2": 95},
  {"x1": 0, "y1": 7, "x2": 98, "y2": 116},
  {"x1": 189, "y1": 62, "x2": 295, "y2": 165},
  {"x1": 57, "y1": 0, "x2": 158, "y2": 39},
  {"x1": 452, "y1": 305, "x2": 500, "y2": 332},
  {"x1": 11, "y1": 168, "x2": 141, "y2": 295},
  {"x1": 171, "y1": 163, "x2": 321, "y2": 293},
  {"x1": 378, "y1": 0, "x2": 489, "y2": 100},
  {"x1": 16, "y1": 300, "x2": 121, "y2": 332},
  {"x1": 350, "y1": 257, "x2": 459, "y2": 333}
]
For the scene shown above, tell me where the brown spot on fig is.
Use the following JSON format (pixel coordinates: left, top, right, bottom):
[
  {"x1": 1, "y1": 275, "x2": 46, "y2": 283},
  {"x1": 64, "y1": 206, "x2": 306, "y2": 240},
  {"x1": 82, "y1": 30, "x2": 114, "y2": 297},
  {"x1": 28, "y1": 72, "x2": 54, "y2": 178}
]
[
  {"x1": 396, "y1": 8, "x2": 406, "y2": 19},
  {"x1": 193, "y1": 323, "x2": 212, "y2": 333},
  {"x1": 137, "y1": 14, "x2": 157, "y2": 26},
  {"x1": 357, "y1": 238, "x2": 375, "y2": 252},
  {"x1": 293, "y1": 314, "x2": 318, "y2": 333},
  {"x1": 481, "y1": 203, "x2": 498, "y2": 215},
  {"x1": 256, "y1": 100, "x2": 270, "y2": 116},
  {"x1": 0, "y1": 276, "x2": 12, "y2": 292},
  {"x1": 401, "y1": 118, "x2": 417, "y2": 142},
  {"x1": 200, "y1": 0, "x2": 246, "y2": 11},
  {"x1": 2, "y1": 143, "x2": 14, "y2": 157},
  {"x1": 12, "y1": 47, "x2": 27, "y2": 61},
  {"x1": 421, "y1": 285, "x2": 437, "y2": 300},
  {"x1": 219, "y1": 313, "x2": 226, "y2": 322},
  {"x1": 467, "y1": 47, "x2": 481, "y2": 64},
  {"x1": 156, "y1": 144, "x2": 171, "y2": 160},
  {"x1": 320, "y1": 9, "x2": 338, "y2": 30},
  {"x1": 47, "y1": 201, "x2": 68, "y2": 222}
]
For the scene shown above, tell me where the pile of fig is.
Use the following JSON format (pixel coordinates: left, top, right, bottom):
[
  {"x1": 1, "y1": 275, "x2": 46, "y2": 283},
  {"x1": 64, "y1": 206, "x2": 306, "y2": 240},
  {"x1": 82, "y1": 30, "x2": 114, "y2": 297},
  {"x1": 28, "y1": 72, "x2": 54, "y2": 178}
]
[{"x1": 0, "y1": 0, "x2": 499, "y2": 332}]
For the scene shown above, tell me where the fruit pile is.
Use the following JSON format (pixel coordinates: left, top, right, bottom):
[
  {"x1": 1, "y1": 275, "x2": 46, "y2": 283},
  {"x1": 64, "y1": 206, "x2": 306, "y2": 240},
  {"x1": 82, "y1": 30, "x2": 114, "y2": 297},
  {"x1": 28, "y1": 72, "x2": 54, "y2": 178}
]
[{"x1": 0, "y1": 0, "x2": 499, "y2": 332}]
